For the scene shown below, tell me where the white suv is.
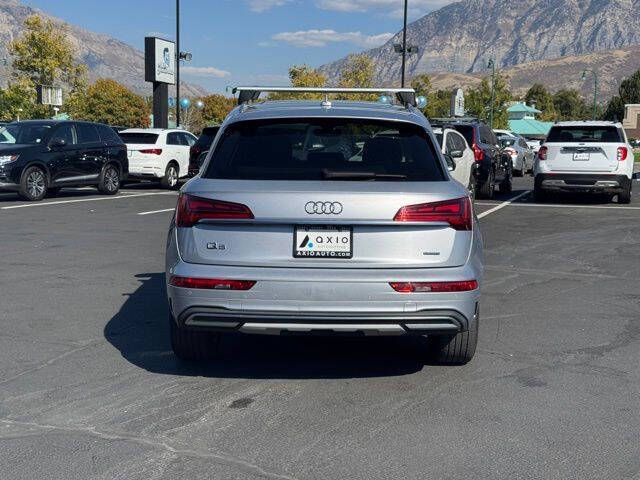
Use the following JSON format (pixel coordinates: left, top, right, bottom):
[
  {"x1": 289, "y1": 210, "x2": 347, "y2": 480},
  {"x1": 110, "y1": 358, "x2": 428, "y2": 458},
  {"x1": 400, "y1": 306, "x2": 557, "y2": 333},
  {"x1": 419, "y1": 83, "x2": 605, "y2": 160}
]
[
  {"x1": 534, "y1": 121, "x2": 634, "y2": 204},
  {"x1": 120, "y1": 128, "x2": 197, "y2": 189}
]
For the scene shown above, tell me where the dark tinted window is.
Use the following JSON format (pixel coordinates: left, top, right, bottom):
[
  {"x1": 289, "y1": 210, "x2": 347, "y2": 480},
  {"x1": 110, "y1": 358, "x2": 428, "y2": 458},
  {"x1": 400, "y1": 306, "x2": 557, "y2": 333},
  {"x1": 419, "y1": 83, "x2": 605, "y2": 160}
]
[
  {"x1": 480, "y1": 126, "x2": 496, "y2": 145},
  {"x1": 452, "y1": 125, "x2": 474, "y2": 146},
  {"x1": 547, "y1": 126, "x2": 623, "y2": 143},
  {"x1": 77, "y1": 124, "x2": 100, "y2": 143},
  {"x1": 518, "y1": 138, "x2": 528, "y2": 148},
  {"x1": 167, "y1": 132, "x2": 182, "y2": 145},
  {"x1": 50, "y1": 125, "x2": 76, "y2": 146},
  {"x1": 97, "y1": 125, "x2": 123, "y2": 144},
  {"x1": 445, "y1": 133, "x2": 456, "y2": 153},
  {"x1": 119, "y1": 132, "x2": 159, "y2": 144},
  {"x1": 434, "y1": 132, "x2": 443, "y2": 147},
  {"x1": 180, "y1": 132, "x2": 196, "y2": 146},
  {"x1": 195, "y1": 127, "x2": 220, "y2": 148},
  {"x1": 204, "y1": 119, "x2": 445, "y2": 182},
  {"x1": 451, "y1": 132, "x2": 466, "y2": 151}
]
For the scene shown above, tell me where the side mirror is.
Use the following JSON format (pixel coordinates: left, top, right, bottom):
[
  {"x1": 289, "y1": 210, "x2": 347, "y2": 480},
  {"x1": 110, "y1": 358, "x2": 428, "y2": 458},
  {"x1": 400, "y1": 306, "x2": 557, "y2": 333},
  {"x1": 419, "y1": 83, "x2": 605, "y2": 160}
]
[
  {"x1": 449, "y1": 149, "x2": 464, "y2": 159},
  {"x1": 445, "y1": 154, "x2": 456, "y2": 172},
  {"x1": 49, "y1": 138, "x2": 66, "y2": 149}
]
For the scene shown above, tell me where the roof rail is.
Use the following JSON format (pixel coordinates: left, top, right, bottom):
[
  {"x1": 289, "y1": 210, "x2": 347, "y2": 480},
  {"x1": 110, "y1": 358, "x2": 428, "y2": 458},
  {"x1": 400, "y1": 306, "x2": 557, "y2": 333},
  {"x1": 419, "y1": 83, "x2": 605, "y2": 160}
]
[{"x1": 232, "y1": 86, "x2": 417, "y2": 107}]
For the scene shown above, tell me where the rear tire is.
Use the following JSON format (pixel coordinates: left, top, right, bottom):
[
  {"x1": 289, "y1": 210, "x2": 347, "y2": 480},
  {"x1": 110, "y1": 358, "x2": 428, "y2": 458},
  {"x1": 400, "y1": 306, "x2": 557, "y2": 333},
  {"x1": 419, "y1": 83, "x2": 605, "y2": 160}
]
[
  {"x1": 170, "y1": 313, "x2": 220, "y2": 361},
  {"x1": 428, "y1": 316, "x2": 478, "y2": 365},
  {"x1": 98, "y1": 164, "x2": 120, "y2": 195},
  {"x1": 618, "y1": 180, "x2": 632, "y2": 204},
  {"x1": 160, "y1": 163, "x2": 179, "y2": 190},
  {"x1": 18, "y1": 166, "x2": 47, "y2": 201},
  {"x1": 477, "y1": 169, "x2": 494, "y2": 199}
]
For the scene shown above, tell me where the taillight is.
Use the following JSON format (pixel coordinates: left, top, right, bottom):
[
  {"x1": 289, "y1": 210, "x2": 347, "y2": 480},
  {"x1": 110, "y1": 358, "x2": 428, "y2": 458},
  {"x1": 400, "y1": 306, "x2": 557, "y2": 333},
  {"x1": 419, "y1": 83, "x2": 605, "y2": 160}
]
[
  {"x1": 139, "y1": 148, "x2": 163, "y2": 155},
  {"x1": 390, "y1": 280, "x2": 478, "y2": 293},
  {"x1": 472, "y1": 143, "x2": 484, "y2": 162},
  {"x1": 393, "y1": 197, "x2": 472, "y2": 230},
  {"x1": 537, "y1": 146, "x2": 548, "y2": 161},
  {"x1": 175, "y1": 194, "x2": 254, "y2": 227},
  {"x1": 170, "y1": 276, "x2": 256, "y2": 290},
  {"x1": 617, "y1": 146, "x2": 628, "y2": 162}
]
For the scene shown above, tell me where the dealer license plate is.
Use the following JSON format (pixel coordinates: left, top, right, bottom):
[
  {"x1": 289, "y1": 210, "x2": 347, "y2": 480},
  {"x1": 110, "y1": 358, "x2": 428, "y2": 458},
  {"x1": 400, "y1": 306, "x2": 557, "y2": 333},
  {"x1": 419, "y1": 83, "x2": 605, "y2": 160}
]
[{"x1": 293, "y1": 226, "x2": 353, "y2": 258}]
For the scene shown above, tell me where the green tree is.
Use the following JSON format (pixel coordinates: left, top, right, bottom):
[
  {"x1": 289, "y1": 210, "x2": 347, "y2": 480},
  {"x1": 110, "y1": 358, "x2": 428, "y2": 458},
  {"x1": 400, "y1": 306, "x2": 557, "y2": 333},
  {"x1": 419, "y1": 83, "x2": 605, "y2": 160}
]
[
  {"x1": 525, "y1": 83, "x2": 556, "y2": 121},
  {"x1": 10, "y1": 15, "x2": 86, "y2": 91},
  {"x1": 269, "y1": 65, "x2": 327, "y2": 100},
  {"x1": 0, "y1": 78, "x2": 37, "y2": 121},
  {"x1": 425, "y1": 89, "x2": 454, "y2": 118},
  {"x1": 201, "y1": 94, "x2": 235, "y2": 124},
  {"x1": 466, "y1": 72, "x2": 511, "y2": 129},
  {"x1": 337, "y1": 54, "x2": 376, "y2": 100},
  {"x1": 601, "y1": 95, "x2": 624, "y2": 122},
  {"x1": 618, "y1": 70, "x2": 640, "y2": 105},
  {"x1": 410, "y1": 74, "x2": 432, "y2": 98},
  {"x1": 552, "y1": 89, "x2": 588, "y2": 121},
  {"x1": 66, "y1": 79, "x2": 149, "y2": 127}
]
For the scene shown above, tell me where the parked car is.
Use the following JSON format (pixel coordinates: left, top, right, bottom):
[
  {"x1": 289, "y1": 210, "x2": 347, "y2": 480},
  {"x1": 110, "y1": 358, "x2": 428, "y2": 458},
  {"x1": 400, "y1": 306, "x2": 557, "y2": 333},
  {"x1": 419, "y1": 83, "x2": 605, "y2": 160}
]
[
  {"x1": 498, "y1": 134, "x2": 535, "y2": 176},
  {"x1": 493, "y1": 129, "x2": 516, "y2": 137},
  {"x1": 526, "y1": 138, "x2": 542, "y2": 154},
  {"x1": 534, "y1": 121, "x2": 634, "y2": 203},
  {"x1": 433, "y1": 118, "x2": 512, "y2": 198},
  {"x1": 119, "y1": 128, "x2": 197, "y2": 189},
  {"x1": 433, "y1": 126, "x2": 476, "y2": 197},
  {"x1": 188, "y1": 125, "x2": 220, "y2": 176},
  {"x1": 0, "y1": 120, "x2": 127, "y2": 201},
  {"x1": 166, "y1": 87, "x2": 484, "y2": 365}
]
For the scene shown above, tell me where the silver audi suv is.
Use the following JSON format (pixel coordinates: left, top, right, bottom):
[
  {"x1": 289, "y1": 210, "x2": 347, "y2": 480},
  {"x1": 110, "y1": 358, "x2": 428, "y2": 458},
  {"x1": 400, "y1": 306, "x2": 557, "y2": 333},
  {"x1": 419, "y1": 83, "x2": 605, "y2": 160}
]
[{"x1": 165, "y1": 87, "x2": 484, "y2": 365}]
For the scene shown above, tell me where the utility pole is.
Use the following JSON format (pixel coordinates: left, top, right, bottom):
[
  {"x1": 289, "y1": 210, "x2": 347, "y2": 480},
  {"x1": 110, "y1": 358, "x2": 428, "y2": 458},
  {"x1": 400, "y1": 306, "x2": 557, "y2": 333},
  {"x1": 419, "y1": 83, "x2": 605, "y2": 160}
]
[
  {"x1": 581, "y1": 70, "x2": 598, "y2": 119},
  {"x1": 176, "y1": 0, "x2": 181, "y2": 128},
  {"x1": 488, "y1": 59, "x2": 495, "y2": 129},
  {"x1": 401, "y1": 0, "x2": 408, "y2": 87}
]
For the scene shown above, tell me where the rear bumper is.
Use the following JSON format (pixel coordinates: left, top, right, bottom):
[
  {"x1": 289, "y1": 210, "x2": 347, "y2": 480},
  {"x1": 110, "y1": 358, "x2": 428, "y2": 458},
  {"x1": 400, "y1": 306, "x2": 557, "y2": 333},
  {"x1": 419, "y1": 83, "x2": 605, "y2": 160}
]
[
  {"x1": 536, "y1": 174, "x2": 630, "y2": 193},
  {"x1": 128, "y1": 164, "x2": 164, "y2": 179}
]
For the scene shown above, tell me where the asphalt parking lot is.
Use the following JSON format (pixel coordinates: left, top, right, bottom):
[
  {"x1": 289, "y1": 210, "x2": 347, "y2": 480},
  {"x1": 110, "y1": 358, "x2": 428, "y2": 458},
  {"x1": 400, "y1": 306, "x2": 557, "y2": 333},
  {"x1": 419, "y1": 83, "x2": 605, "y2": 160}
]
[{"x1": 1, "y1": 173, "x2": 640, "y2": 480}]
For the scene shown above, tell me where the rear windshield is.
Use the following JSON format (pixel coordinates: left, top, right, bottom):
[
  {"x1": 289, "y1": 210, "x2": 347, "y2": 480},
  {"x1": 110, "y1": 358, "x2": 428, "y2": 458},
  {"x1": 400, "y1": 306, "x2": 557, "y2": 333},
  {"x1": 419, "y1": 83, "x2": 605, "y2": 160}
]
[
  {"x1": 119, "y1": 132, "x2": 158, "y2": 144},
  {"x1": 547, "y1": 126, "x2": 623, "y2": 143},
  {"x1": 452, "y1": 125, "x2": 474, "y2": 147},
  {"x1": 203, "y1": 119, "x2": 445, "y2": 181},
  {"x1": 195, "y1": 127, "x2": 220, "y2": 147}
]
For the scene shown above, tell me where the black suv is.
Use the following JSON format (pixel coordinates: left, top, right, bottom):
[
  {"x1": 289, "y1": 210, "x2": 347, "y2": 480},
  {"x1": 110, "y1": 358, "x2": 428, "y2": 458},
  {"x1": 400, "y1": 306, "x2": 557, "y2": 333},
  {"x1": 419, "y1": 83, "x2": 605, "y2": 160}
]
[
  {"x1": 0, "y1": 120, "x2": 128, "y2": 201},
  {"x1": 432, "y1": 118, "x2": 512, "y2": 198},
  {"x1": 188, "y1": 126, "x2": 220, "y2": 176}
]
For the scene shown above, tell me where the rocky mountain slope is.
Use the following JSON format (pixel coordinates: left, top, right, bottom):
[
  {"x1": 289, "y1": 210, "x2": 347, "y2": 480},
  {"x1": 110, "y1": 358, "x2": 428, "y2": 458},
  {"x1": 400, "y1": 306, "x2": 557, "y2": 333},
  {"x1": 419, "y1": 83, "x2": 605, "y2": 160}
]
[
  {"x1": 320, "y1": 0, "x2": 640, "y2": 100},
  {"x1": 0, "y1": 0, "x2": 207, "y2": 97}
]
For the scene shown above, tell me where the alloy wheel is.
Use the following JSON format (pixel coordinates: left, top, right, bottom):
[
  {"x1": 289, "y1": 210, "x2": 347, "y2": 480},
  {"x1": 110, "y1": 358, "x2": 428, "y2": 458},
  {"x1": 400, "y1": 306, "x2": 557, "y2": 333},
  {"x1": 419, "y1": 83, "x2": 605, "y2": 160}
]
[
  {"x1": 27, "y1": 170, "x2": 45, "y2": 199},
  {"x1": 105, "y1": 168, "x2": 119, "y2": 192}
]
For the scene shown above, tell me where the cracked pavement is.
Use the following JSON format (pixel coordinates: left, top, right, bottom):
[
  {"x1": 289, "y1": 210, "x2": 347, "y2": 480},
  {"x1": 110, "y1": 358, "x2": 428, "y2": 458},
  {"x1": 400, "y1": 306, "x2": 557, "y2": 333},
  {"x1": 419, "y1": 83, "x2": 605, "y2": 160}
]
[{"x1": 0, "y1": 178, "x2": 639, "y2": 479}]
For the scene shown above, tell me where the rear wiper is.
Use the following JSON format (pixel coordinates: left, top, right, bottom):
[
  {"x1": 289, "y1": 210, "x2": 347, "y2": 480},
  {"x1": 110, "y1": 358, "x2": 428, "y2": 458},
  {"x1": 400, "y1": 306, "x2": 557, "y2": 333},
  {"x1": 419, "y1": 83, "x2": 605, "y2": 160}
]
[{"x1": 322, "y1": 170, "x2": 407, "y2": 180}]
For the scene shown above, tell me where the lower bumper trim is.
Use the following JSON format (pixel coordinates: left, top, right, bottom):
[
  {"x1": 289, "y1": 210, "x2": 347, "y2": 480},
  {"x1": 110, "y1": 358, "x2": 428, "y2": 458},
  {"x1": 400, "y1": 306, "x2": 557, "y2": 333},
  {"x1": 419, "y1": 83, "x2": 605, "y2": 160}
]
[{"x1": 239, "y1": 322, "x2": 406, "y2": 335}]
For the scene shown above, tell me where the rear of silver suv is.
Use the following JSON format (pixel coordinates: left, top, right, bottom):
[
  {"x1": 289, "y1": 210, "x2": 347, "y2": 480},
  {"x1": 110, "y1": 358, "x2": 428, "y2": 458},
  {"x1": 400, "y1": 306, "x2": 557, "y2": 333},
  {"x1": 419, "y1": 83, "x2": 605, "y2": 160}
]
[
  {"x1": 165, "y1": 88, "x2": 484, "y2": 365},
  {"x1": 534, "y1": 121, "x2": 634, "y2": 203}
]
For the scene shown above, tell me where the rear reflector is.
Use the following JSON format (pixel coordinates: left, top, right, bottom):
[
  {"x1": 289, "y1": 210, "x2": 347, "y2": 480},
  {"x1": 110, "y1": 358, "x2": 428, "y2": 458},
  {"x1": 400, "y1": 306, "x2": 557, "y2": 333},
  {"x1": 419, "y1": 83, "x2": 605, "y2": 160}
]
[
  {"x1": 537, "y1": 146, "x2": 548, "y2": 161},
  {"x1": 176, "y1": 194, "x2": 254, "y2": 227},
  {"x1": 139, "y1": 148, "x2": 163, "y2": 155},
  {"x1": 390, "y1": 280, "x2": 478, "y2": 293},
  {"x1": 170, "y1": 276, "x2": 256, "y2": 290},
  {"x1": 393, "y1": 197, "x2": 472, "y2": 230},
  {"x1": 617, "y1": 146, "x2": 628, "y2": 162}
]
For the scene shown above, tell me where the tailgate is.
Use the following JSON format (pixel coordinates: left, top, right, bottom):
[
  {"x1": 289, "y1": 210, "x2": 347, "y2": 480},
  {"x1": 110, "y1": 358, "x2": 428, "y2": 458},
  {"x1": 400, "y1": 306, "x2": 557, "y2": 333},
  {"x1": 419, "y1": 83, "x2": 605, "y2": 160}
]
[
  {"x1": 545, "y1": 142, "x2": 619, "y2": 173},
  {"x1": 176, "y1": 180, "x2": 473, "y2": 270}
]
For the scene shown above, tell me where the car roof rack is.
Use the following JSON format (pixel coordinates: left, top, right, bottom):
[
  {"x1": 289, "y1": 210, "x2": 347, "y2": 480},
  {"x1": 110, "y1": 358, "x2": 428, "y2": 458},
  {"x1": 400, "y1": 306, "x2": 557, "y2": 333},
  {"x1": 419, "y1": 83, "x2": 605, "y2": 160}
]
[{"x1": 232, "y1": 86, "x2": 417, "y2": 108}]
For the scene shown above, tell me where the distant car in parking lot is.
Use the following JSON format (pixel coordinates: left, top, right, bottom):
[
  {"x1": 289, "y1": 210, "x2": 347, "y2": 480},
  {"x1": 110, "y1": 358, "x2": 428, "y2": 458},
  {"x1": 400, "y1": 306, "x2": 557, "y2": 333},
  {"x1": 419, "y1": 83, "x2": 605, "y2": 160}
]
[
  {"x1": 534, "y1": 121, "x2": 633, "y2": 203},
  {"x1": 433, "y1": 126, "x2": 476, "y2": 197},
  {"x1": 498, "y1": 134, "x2": 534, "y2": 176},
  {"x1": 119, "y1": 128, "x2": 197, "y2": 189},
  {"x1": 0, "y1": 120, "x2": 127, "y2": 201},
  {"x1": 166, "y1": 87, "x2": 484, "y2": 365},
  {"x1": 433, "y1": 118, "x2": 512, "y2": 199},
  {"x1": 526, "y1": 138, "x2": 542, "y2": 154},
  {"x1": 188, "y1": 125, "x2": 220, "y2": 176}
]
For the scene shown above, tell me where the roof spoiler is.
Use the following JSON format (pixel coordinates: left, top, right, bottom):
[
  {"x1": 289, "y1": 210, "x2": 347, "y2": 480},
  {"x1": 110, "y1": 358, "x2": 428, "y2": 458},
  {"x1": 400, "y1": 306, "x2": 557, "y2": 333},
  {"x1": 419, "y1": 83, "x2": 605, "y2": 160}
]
[{"x1": 232, "y1": 87, "x2": 417, "y2": 108}]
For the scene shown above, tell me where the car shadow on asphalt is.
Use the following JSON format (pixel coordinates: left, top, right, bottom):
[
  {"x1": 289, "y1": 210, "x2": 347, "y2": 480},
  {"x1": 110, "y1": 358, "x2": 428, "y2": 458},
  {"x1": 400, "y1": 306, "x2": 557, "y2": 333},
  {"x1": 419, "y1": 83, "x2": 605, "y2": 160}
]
[{"x1": 104, "y1": 273, "x2": 430, "y2": 379}]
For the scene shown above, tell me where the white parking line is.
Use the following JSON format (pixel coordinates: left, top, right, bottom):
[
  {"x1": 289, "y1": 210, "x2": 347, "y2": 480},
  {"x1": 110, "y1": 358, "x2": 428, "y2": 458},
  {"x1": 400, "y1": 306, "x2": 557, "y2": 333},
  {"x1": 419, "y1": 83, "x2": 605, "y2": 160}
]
[
  {"x1": 476, "y1": 201, "x2": 640, "y2": 211},
  {"x1": 477, "y1": 190, "x2": 532, "y2": 218},
  {"x1": 138, "y1": 208, "x2": 175, "y2": 216},
  {"x1": 1, "y1": 191, "x2": 177, "y2": 210}
]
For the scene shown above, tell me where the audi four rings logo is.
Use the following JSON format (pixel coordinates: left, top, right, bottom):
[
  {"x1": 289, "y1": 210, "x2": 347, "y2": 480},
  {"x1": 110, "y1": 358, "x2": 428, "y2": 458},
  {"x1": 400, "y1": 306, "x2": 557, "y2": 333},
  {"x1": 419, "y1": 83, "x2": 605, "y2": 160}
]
[{"x1": 305, "y1": 201, "x2": 343, "y2": 215}]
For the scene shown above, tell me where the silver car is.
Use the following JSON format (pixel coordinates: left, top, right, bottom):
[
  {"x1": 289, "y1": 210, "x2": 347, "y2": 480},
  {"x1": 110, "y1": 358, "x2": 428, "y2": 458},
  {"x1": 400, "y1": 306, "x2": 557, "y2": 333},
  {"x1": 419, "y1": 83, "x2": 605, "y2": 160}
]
[
  {"x1": 498, "y1": 134, "x2": 535, "y2": 176},
  {"x1": 166, "y1": 87, "x2": 484, "y2": 365}
]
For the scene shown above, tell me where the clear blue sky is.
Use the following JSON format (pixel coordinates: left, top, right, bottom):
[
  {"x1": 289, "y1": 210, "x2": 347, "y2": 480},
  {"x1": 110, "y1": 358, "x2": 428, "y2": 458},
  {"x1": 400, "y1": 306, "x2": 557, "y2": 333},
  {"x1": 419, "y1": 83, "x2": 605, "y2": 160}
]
[{"x1": 22, "y1": 0, "x2": 452, "y2": 94}]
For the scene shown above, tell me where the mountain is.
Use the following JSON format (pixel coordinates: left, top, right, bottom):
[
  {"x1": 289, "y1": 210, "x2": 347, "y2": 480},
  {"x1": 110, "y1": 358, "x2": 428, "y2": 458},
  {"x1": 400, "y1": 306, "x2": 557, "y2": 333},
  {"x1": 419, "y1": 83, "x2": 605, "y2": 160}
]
[
  {"x1": 320, "y1": 0, "x2": 640, "y2": 100},
  {"x1": 0, "y1": 0, "x2": 207, "y2": 97}
]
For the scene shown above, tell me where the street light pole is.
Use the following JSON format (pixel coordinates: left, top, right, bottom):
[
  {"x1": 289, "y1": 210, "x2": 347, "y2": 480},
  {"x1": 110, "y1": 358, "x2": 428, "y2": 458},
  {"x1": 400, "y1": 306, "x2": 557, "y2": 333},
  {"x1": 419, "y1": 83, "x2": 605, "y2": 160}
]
[
  {"x1": 488, "y1": 59, "x2": 495, "y2": 129},
  {"x1": 176, "y1": 0, "x2": 181, "y2": 128},
  {"x1": 581, "y1": 70, "x2": 598, "y2": 119},
  {"x1": 401, "y1": 0, "x2": 408, "y2": 87}
]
